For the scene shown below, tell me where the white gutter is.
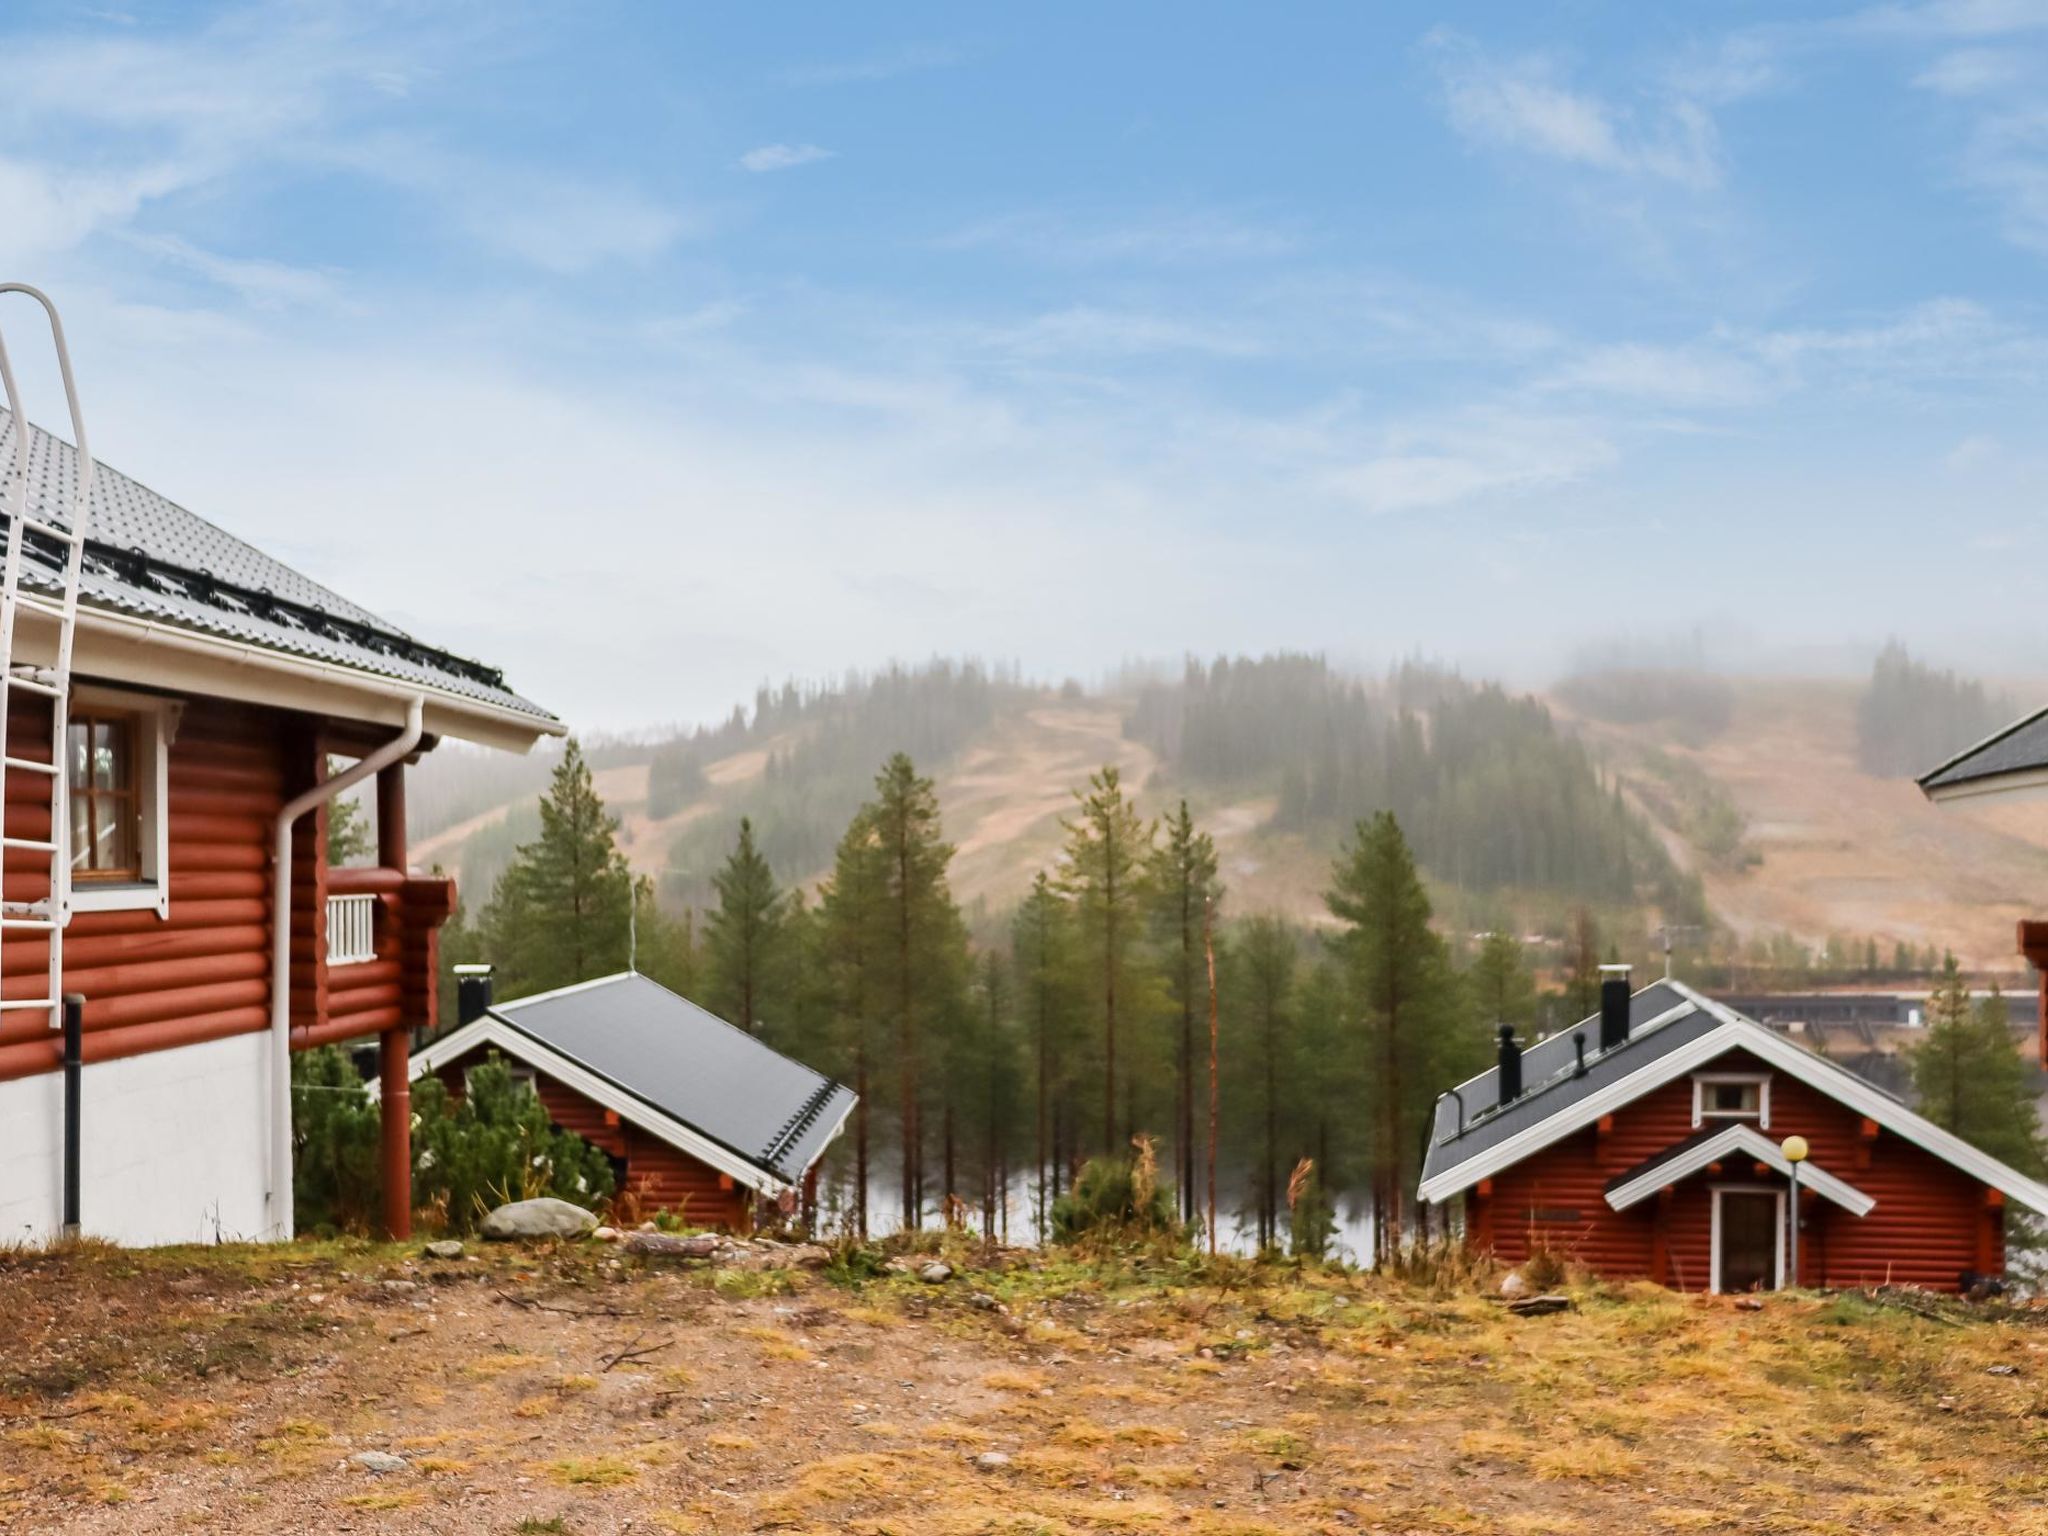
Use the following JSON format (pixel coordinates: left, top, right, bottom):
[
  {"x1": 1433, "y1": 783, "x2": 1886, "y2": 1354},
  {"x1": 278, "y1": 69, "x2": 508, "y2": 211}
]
[
  {"x1": 53, "y1": 601, "x2": 565, "y2": 752},
  {"x1": 266, "y1": 695, "x2": 423, "y2": 1241}
]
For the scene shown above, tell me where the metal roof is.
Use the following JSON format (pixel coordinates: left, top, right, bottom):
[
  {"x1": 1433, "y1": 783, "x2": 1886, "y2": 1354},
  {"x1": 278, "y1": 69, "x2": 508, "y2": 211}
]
[
  {"x1": 0, "y1": 407, "x2": 556, "y2": 724},
  {"x1": 1919, "y1": 703, "x2": 2048, "y2": 799},
  {"x1": 493, "y1": 973, "x2": 856, "y2": 1185},
  {"x1": 1422, "y1": 986, "x2": 1721, "y2": 1189}
]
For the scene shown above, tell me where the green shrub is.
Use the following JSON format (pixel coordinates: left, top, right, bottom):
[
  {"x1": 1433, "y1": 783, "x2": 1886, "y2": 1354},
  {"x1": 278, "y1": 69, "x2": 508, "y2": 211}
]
[
  {"x1": 291, "y1": 1046, "x2": 614, "y2": 1235},
  {"x1": 412, "y1": 1054, "x2": 615, "y2": 1232},
  {"x1": 1050, "y1": 1155, "x2": 1182, "y2": 1246},
  {"x1": 1287, "y1": 1170, "x2": 1337, "y2": 1262},
  {"x1": 292, "y1": 1046, "x2": 383, "y2": 1234}
]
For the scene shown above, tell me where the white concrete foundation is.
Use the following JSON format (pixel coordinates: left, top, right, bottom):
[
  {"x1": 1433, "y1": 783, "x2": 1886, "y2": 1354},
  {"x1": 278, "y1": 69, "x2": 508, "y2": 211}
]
[{"x1": 0, "y1": 1032, "x2": 271, "y2": 1247}]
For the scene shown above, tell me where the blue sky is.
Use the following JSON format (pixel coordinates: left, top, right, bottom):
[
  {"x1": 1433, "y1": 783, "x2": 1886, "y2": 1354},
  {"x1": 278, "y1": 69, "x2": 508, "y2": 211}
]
[{"x1": 3, "y1": 1, "x2": 2048, "y2": 730}]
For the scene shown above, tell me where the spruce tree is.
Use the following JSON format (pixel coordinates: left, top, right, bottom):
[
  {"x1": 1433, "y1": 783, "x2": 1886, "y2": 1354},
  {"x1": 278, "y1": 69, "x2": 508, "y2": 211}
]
[
  {"x1": 1469, "y1": 929, "x2": 1538, "y2": 1030},
  {"x1": 1326, "y1": 811, "x2": 1471, "y2": 1259},
  {"x1": 869, "y1": 753, "x2": 971, "y2": 1229},
  {"x1": 1233, "y1": 915, "x2": 1297, "y2": 1252},
  {"x1": 1013, "y1": 870, "x2": 1081, "y2": 1238},
  {"x1": 480, "y1": 739, "x2": 632, "y2": 997},
  {"x1": 819, "y1": 808, "x2": 888, "y2": 1235},
  {"x1": 1060, "y1": 765, "x2": 1156, "y2": 1157},
  {"x1": 1564, "y1": 906, "x2": 1601, "y2": 1022},
  {"x1": 703, "y1": 817, "x2": 790, "y2": 1035},
  {"x1": 1911, "y1": 960, "x2": 2047, "y2": 1177},
  {"x1": 1147, "y1": 800, "x2": 1221, "y2": 1224}
]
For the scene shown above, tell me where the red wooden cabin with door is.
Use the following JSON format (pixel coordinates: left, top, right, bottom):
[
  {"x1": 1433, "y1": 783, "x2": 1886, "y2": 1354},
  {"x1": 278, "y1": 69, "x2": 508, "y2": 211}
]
[{"x1": 1421, "y1": 973, "x2": 2048, "y2": 1292}]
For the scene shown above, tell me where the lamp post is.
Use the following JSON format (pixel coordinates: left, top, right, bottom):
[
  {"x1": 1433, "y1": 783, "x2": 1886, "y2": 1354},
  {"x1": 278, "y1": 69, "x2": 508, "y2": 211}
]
[{"x1": 1780, "y1": 1134, "x2": 1810, "y2": 1289}]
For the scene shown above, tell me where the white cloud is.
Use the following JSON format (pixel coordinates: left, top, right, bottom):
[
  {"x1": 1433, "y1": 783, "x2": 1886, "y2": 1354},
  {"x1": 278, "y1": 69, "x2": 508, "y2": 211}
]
[
  {"x1": 1322, "y1": 413, "x2": 1618, "y2": 515},
  {"x1": 1915, "y1": 46, "x2": 2030, "y2": 94},
  {"x1": 778, "y1": 43, "x2": 962, "y2": 87},
  {"x1": 1426, "y1": 31, "x2": 1722, "y2": 190},
  {"x1": 1542, "y1": 341, "x2": 1764, "y2": 406},
  {"x1": 938, "y1": 208, "x2": 1295, "y2": 265},
  {"x1": 740, "y1": 142, "x2": 835, "y2": 173},
  {"x1": 123, "y1": 233, "x2": 339, "y2": 309}
]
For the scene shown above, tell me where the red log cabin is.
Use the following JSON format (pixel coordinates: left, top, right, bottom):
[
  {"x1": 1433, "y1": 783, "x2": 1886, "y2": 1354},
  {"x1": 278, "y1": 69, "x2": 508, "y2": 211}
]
[
  {"x1": 0, "y1": 388, "x2": 562, "y2": 1247},
  {"x1": 408, "y1": 970, "x2": 856, "y2": 1230},
  {"x1": 1419, "y1": 973, "x2": 2048, "y2": 1292}
]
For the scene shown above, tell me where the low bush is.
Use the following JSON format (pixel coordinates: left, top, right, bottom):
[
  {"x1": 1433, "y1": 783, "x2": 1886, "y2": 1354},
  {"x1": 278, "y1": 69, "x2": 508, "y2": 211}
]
[{"x1": 1051, "y1": 1142, "x2": 1183, "y2": 1248}]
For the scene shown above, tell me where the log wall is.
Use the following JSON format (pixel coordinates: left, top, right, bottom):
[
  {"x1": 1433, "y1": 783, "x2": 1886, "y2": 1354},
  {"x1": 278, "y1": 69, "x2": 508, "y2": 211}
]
[
  {"x1": 1470, "y1": 1045, "x2": 2005, "y2": 1293},
  {"x1": 0, "y1": 691, "x2": 449, "y2": 1083}
]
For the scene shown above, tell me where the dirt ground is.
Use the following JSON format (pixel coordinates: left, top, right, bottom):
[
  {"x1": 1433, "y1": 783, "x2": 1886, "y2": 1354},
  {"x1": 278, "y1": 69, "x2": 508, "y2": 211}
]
[{"x1": 6, "y1": 1241, "x2": 2048, "y2": 1535}]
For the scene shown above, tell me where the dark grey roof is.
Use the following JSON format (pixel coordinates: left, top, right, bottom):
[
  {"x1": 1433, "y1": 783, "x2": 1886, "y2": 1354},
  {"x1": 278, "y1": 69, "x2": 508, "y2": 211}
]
[
  {"x1": 0, "y1": 408, "x2": 555, "y2": 723},
  {"x1": 1601, "y1": 1123, "x2": 1730, "y2": 1196},
  {"x1": 1920, "y1": 704, "x2": 2048, "y2": 795},
  {"x1": 1422, "y1": 986, "x2": 1724, "y2": 1190},
  {"x1": 493, "y1": 973, "x2": 855, "y2": 1183}
]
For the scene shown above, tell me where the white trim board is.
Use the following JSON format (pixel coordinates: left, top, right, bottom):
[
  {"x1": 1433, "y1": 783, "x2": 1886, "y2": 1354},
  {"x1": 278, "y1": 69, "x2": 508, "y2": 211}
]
[
  {"x1": 1709, "y1": 1185, "x2": 1785, "y2": 1295},
  {"x1": 409, "y1": 1015, "x2": 806, "y2": 1197},
  {"x1": 1692, "y1": 1071, "x2": 1772, "y2": 1131},
  {"x1": 1419, "y1": 980, "x2": 2048, "y2": 1218},
  {"x1": 1605, "y1": 1122, "x2": 1875, "y2": 1217}
]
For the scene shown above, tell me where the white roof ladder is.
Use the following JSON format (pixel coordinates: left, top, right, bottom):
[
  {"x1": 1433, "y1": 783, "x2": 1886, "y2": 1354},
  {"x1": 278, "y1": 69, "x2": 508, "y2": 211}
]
[{"x1": 0, "y1": 284, "x2": 95, "y2": 1035}]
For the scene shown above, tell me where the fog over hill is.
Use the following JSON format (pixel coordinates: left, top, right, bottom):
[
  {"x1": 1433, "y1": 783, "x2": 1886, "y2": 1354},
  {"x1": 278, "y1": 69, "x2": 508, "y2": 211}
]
[{"x1": 408, "y1": 647, "x2": 2048, "y2": 971}]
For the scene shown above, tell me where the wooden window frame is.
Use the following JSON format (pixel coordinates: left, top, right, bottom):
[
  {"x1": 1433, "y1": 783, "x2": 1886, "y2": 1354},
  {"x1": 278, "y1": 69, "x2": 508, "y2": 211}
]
[
  {"x1": 63, "y1": 685, "x2": 179, "y2": 920},
  {"x1": 68, "y1": 708, "x2": 144, "y2": 882},
  {"x1": 1693, "y1": 1071, "x2": 1771, "y2": 1130}
]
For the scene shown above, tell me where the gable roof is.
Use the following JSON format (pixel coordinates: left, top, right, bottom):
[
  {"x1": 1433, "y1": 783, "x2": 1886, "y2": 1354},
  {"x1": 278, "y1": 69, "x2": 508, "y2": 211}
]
[
  {"x1": 1919, "y1": 702, "x2": 2048, "y2": 802},
  {"x1": 1418, "y1": 980, "x2": 2048, "y2": 1217},
  {"x1": 2, "y1": 408, "x2": 560, "y2": 745},
  {"x1": 410, "y1": 973, "x2": 856, "y2": 1195},
  {"x1": 1603, "y1": 1122, "x2": 1875, "y2": 1217}
]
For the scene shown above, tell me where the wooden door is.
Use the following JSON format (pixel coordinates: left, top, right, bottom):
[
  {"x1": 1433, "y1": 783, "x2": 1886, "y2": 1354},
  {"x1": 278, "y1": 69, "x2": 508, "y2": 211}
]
[{"x1": 1718, "y1": 1191, "x2": 1779, "y2": 1292}]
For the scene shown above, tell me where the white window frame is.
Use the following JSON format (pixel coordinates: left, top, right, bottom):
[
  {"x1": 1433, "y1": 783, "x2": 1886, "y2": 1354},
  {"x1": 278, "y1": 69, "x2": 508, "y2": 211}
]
[
  {"x1": 1693, "y1": 1071, "x2": 1771, "y2": 1129},
  {"x1": 1709, "y1": 1185, "x2": 1785, "y2": 1294},
  {"x1": 62, "y1": 685, "x2": 182, "y2": 920}
]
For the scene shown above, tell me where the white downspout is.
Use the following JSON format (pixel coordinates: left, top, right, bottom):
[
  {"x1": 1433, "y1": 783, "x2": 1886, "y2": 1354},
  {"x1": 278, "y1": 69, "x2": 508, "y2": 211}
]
[{"x1": 268, "y1": 696, "x2": 423, "y2": 1240}]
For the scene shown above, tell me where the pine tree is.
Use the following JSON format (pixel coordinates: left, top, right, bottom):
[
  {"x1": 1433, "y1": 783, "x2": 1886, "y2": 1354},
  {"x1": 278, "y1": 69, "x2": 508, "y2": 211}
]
[
  {"x1": 1061, "y1": 765, "x2": 1155, "y2": 1157},
  {"x1": 1013, "y1": 871, "x2": 1081, "y2": 1239},
  {"x1": 1911, "y1": 960, "x2": 2047, "y2": 1177},
  {"x1": 869, "y1": 754, "x2": 971, "y2": 1229},
  {"x1": 629, "y1": 876, "x2": 698, "y2": 996},
  {"x1": 703, "y1": 817, "x2": 790, "y2": 1035},
  {"x1": 1147, "y1": 799, "x2": 1221, "y2": 1224},
  {"x1": 1233, "y1": 915, "x2": 1297, "y2": 1252},
  {"x1": 1469, "y1": 929, "x2": 1537, "y2": 1030},
  {"x1": 819, "y1": 807, "x2": 889, "y2": 1235},
  {"x1": 1326, "y1": 811, "x2": 1472, "y2": 1259},
  {"x1": 1564, "y1": 907, "x2": 1601, "y2": 1022},
  {"x1": 480, "y1": 739, "x2": 632, "y2": 997}
]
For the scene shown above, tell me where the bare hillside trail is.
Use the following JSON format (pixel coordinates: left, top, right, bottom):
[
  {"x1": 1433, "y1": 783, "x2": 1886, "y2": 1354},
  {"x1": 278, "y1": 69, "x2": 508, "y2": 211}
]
[{"x1": 1566, "y1": 678, "x2": 2048, "y2": 968}]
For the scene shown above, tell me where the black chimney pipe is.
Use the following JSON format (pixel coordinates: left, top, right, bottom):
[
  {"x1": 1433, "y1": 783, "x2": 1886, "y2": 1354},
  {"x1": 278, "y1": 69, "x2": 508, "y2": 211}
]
[
  {"x1": 1495, "y1": 1024, "x2": 1522, "y2": 1107},
  {"x1": 62, "y1": 994, "x2": 83, "y2": 1240},
  {"x1": 1599, "y1": 964, "x2": 1632, "y2": 1051},
  {"x1": 455, "y1": 965, "x2": 494, "y2": 1026}
]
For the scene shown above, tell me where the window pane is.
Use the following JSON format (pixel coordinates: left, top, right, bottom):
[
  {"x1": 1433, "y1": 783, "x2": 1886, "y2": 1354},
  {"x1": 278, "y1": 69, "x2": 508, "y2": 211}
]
[
  {"x1": 92, "y1": 719, "x2": 128, "y2": 792},
  {"x1": 68, "y1": 722, "x2": 87, "y2": 785},
  {"x1": 69, "y1": 791, "x2": 90, "y2": 871},
  {"x1": 95, "y1": 795, "x2": 135, "y2": 873}
]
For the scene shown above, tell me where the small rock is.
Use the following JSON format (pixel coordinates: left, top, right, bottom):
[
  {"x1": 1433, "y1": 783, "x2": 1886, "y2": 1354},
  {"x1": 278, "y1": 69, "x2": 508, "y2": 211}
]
[
  {"x1": 1988, "y1": 1364, "x2": 2021, "y2": 1377},
  {"x1": 478, "y1": 1197, "x2": 597, "y2": 1241},
  {"x1": 973, "y1": 1451, "x2": 1012, "y2": 1471},
  {"x1": 919, "y1": 1262, "x2": 953, "y2": 1284},
  {"x1": 350, "y1": 1451, "x2": 409, "y2": 1475},
  {"x1": 592, "y1": 1225, "x2": 621, "y2": 1242},
  {"x1": 1734, "y1": 1296, "x2": 1765, "y2": 1312},
  {"x1": 423, "y1": 1240, "x2": 464, "y2": 1261},
  {"x1": 967, "y1": 1292, "x2": 1003, "y2": 1312},
  {"x1": 1498, "y1": 1270, "x2": 1528, "y2": 1299}
]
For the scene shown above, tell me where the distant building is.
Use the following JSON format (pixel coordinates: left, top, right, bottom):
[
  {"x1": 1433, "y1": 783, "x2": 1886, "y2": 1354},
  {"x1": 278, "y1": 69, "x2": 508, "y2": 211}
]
[
  {"x1": 409, "y1": 971, "x2": 855, "y2": 1230},
  {"x1": 1420, "y1": 974, "x2": 2048, "y2": 1293}
]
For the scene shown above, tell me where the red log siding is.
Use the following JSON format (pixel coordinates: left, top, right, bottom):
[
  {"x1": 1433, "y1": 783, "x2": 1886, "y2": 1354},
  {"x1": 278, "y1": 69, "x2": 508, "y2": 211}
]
[
  {"x1": 1471, "y1": 1046, "x2": 2005, "y2": 1293},
  {"x1": 435, "y1": 1050, "x2": 752, "y2": 1231},
  {"x1": 0, "y1": 691, "x2": 447, "y2": 1082}
]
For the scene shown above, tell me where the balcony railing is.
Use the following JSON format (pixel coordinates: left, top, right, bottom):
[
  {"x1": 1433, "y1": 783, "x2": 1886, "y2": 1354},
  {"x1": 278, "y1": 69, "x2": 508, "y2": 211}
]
[{"x1": 327, "y1": 892, "x2": 378, "y2": 966}]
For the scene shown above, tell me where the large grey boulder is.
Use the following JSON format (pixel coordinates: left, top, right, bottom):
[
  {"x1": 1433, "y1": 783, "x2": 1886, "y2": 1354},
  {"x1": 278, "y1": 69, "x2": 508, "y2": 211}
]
[{"x1": 479, "y1": 1197, "x2": 598, "y2": 1241}]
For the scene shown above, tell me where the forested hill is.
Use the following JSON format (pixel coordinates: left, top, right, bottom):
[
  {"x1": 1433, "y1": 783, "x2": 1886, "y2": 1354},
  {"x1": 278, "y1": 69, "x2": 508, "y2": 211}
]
[{"x1": 410, "y1": 654, "x2": 1699, "y2": 934}]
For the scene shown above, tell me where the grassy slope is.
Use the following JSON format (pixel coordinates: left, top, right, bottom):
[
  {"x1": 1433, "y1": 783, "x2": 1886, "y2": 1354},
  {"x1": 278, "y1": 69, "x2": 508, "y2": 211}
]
[{"x1": 5, "y1": 1242, "x2": 2048, "y2": 1533}]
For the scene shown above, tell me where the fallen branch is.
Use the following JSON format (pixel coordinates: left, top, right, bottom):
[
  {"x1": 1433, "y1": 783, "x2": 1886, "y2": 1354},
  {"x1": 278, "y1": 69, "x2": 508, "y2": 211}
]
[
  {"x1": 494, "y1": 1289, "x2": 641, "y2": 1320},
  {"x1": 623, "y1": 1232, "x2": 721, "y2": 1260},
  {"x1": 599, "y1": 1332, "x2": 676, "y2": 1372}
]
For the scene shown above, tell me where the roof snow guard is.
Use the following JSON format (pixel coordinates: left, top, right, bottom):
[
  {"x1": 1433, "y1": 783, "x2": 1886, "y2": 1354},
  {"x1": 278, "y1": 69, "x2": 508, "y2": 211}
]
[
  {"x1": 1919, "y1": 702, "x2": 2048, "y2": 803},
  {"x1": 409, "y1": 972, "x2": 857, "y2": 1195},
  {"x1": 0, "y1": 407, "x2": 557, "y2": 730},
  {"x1": 1418, "y1": 980, "x2": 2048, "y2": 1218}
]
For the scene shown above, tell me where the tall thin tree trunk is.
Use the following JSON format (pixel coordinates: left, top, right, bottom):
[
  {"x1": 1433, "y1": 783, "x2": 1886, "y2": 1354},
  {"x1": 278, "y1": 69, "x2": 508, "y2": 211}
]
[
  {"x1": 1036, "y1": 969, "x2": 1050, "y2": 1242},
  {"x1": 898, "y1": 826, "x2": 918, "y2": 1231},
  {"x1": 1204, "y1": 895, "x2": 1219, "y2": 1258},
  {"x1": 1179, "y1": 893, "x2": 1195, "y2": 1224},
  {"x1": 1104, "y1": 858, "x2": 1118, "y2": 1159}
]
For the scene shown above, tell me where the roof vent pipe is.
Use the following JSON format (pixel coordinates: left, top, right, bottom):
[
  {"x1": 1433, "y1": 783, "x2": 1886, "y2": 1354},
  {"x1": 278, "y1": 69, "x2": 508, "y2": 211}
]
[
  {"x1": 455, "y1": 965, "x2": 494, "y2": 1026},
  {"x1": 1495, "y1": 1024, "x2": 1522, "y2": 1107},
  {"x1": 1599, "y1": 964, "x2": 1632, "y2": 1051}
]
